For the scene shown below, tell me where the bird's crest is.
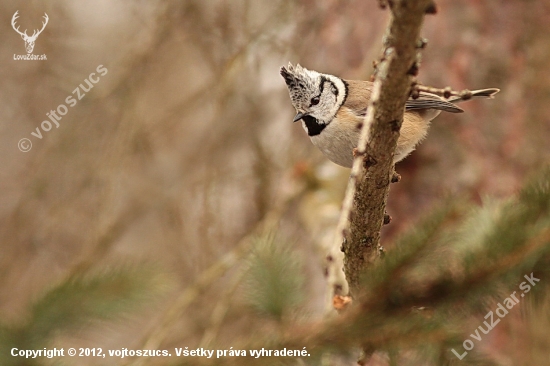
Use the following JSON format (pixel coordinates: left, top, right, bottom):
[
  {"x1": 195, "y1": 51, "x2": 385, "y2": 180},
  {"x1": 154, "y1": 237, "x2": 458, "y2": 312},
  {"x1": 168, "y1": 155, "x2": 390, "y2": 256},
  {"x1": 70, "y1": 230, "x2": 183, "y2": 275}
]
[{"x1": 280, "y1": 63, "x2": 321, "y2": 109}]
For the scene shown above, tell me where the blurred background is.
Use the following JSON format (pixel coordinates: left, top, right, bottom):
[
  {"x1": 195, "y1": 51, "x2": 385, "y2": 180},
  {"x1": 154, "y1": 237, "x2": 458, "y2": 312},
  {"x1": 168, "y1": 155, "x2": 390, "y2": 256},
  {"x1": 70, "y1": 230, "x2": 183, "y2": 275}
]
[{"x1": 1, "y1": 0, "x2": 549, "y2": 365}]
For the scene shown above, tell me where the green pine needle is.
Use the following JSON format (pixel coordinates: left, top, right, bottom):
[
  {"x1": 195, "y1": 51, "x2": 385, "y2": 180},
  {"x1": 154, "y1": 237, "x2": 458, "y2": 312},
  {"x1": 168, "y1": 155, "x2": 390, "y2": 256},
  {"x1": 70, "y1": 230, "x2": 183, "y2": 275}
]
[
  {"x1": 0, "y1": 264, "x2": 168, "y2": 363},
  {"x1": 243, "y1": 234, "x2": 304, "y2": 321}
]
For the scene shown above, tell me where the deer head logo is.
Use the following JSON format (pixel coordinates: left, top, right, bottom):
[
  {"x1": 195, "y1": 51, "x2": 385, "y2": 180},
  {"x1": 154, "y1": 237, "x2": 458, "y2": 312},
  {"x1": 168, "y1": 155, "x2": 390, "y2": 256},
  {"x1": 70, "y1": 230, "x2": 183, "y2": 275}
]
[{"x1": 11, "y1": 11, "x2": 49, "y2": 54}]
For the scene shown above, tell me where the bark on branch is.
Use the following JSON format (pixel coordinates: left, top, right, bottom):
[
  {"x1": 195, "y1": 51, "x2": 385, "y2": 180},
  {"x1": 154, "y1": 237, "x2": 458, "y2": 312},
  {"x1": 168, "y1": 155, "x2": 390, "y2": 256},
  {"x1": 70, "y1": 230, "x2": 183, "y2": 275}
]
[{"x1": 331, "y1": 0, "x2": 436, "y2": 298}]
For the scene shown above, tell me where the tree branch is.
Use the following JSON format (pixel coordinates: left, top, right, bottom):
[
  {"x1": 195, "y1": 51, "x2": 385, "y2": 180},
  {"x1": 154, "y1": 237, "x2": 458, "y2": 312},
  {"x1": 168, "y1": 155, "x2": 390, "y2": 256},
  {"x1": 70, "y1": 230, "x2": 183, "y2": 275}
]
[
  {"x1": 411, "y1": 82, "x2": 475, "y2": 101},
  {"x1": 330, "y1": 0, "x2": 436, "y2": 299}
]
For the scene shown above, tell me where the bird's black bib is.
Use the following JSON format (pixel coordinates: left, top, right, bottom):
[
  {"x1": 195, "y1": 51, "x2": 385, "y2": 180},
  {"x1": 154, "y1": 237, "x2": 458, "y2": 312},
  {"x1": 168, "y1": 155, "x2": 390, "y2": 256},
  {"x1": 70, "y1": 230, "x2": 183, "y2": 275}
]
[{"x1": 303, "y1": 115, "x2": 327, "y2": 136}]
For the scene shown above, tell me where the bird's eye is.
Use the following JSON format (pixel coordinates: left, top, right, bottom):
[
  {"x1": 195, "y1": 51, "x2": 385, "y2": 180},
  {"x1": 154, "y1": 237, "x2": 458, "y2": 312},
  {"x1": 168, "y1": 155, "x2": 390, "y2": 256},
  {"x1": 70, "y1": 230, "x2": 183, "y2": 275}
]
[{"x1": 310, "y1": 96, "x2": 320, "y2": 106}]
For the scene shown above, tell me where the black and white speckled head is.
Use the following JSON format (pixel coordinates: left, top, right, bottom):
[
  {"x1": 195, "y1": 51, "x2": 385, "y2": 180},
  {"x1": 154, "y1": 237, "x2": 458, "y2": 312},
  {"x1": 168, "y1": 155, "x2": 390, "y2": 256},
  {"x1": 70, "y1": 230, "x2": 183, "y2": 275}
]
[{"x1": 280, "y1": 63, "x2": 347, "y2": 126}]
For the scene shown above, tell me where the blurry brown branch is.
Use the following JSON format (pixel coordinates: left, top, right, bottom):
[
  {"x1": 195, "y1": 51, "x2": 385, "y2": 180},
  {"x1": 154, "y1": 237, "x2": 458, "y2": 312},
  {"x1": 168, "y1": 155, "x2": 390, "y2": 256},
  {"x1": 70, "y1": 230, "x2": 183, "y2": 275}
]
[
  {"x1": 130, "y1": 185, "x2": 308, "y2": 366},
  {"x1": 133, "y1": 240, "x2": 252, "y2": 366},
  {"x1": 331, "y1": 0, "x2": 435, "y2": 300},
  {"x1": 198, "y1": 267, "x2": 246, "y2": 349},
  {"x1": 64, "y1": 203, "x2": 147, "y2": 279}
]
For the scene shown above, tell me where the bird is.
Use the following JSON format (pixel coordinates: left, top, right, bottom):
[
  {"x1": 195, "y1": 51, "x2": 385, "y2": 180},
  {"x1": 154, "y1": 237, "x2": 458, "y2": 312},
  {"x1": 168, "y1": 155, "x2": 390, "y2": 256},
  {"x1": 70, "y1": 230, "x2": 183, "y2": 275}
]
[{"x1": 280, "y1": 63, "x2": 499, "y2": 168}]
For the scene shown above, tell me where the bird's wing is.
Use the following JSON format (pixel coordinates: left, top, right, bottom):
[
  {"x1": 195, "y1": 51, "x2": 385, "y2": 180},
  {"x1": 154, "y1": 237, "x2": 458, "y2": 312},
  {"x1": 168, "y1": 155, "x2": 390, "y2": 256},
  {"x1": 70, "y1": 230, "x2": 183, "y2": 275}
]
[
  {"x1": 344, "y1": 79, "x2": 464, "y2": 115},
  {"x1": 406, "y1": 92, "x2": 464, "y2": 113}
]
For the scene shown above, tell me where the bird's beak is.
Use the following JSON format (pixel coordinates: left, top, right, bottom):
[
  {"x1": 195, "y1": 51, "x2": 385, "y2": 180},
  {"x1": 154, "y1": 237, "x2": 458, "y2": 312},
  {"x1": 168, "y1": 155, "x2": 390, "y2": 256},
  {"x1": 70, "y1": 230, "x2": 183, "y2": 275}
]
[{"x1": 293, "y1": 112, "x2": 306, "y2": 122}]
